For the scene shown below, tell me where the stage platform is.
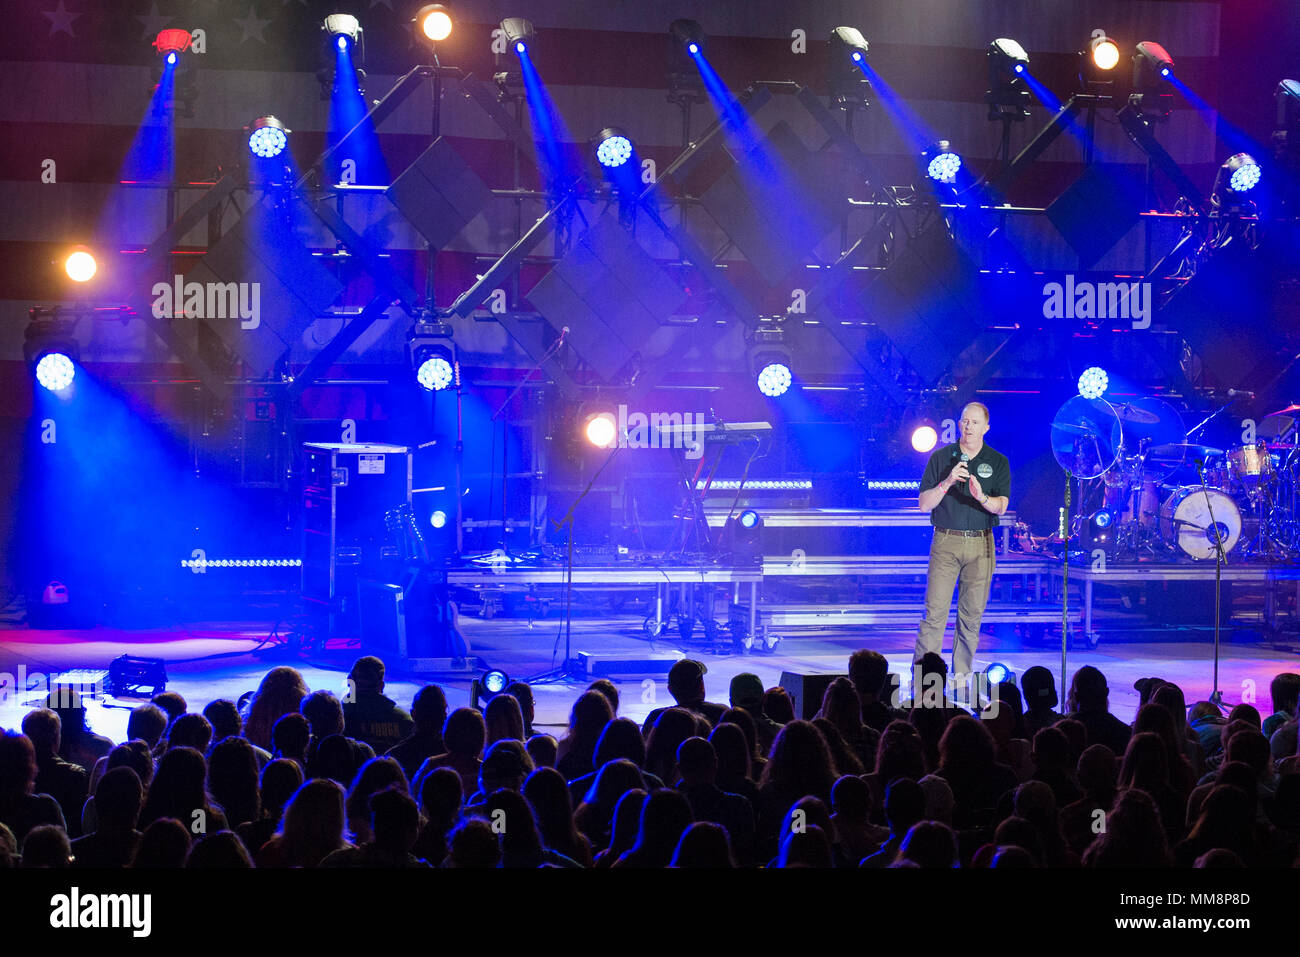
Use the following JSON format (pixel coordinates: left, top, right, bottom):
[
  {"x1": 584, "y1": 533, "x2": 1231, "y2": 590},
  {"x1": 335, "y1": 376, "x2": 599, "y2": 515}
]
[{"x1": 2, "y1": 611, "x2": 1297, "y2": 748}]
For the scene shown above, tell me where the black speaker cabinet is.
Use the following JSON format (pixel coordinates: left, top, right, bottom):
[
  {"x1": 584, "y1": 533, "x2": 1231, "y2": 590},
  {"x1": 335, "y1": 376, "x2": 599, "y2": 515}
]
[{"x1": 779, "y1": 670, "x2": 849, "y2": 720}]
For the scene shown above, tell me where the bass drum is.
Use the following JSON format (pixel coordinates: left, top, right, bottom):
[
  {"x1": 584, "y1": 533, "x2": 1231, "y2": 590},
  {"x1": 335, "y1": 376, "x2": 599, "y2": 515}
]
[{"x1": 1159, "y1": 486, "x2": 1241, "y2": 560}]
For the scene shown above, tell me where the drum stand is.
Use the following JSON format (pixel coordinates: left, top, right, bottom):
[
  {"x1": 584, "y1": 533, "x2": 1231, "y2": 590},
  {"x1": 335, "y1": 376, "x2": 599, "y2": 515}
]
[{"x1": 1196, "y1": 461, "x2": 1227, "y2": 705}]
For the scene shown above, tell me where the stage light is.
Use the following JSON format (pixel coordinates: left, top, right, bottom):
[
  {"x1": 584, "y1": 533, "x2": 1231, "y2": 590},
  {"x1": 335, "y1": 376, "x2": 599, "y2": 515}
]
[
  {"x1": 738, "y1": 509, "x2": 760, "y2": 530},
  {"x1": 922, "y1": 141, "x2": 962, "y2": 184},
  {"x1": 500, "y1": 17, "x2": 535, "y2": 54},
  {"x1": 756, "y1": 361, "x2": 792, "y2": 397},
  {"x1": 911, "y1": 425, "x2": 939, "y2": 453},
  {"x1": 416, "y1": 353, "x2": 454, "y2": 391},
  {"x1": 407, "y1": 321, "x2": 456, "y2": 392},
  {"x1": 153, "y1": 28, "x2": 192, "y2": 57},
  {"x1": 828, "y1": 26, "x2": 870, "y2": 106},
  {"x1": 1222, "y1": 153, "x2": 1261, "y2": 193},
  {"x1": 985, "y1": 662, "x2": 1013, "y2": 685},
  {"x1": 165, "y1": 51, "x2": 177, "y2": 66},
  {"x1": 246, "y1": 116, "x2": 288, "y2": 159},
  {"x1": 484, "y1": 669, "x2": 508, "y2": 694},
  {"x1": 1090, "y1": 34, "x2": 1120, "y2": 71},
  {"x1": 670, "y1": 19, "x2": 706, "y2": 57},
  {"x1": 25, "y1": 316, "x2": 80, "y2": 394},
  {"x1": 1093, "y1": 509, "x2": 1113, "y2": 528},
  {"x1": 584, "y1": 412, "x2": 618, "y2": 448},
  {"x1": 415, "y1": 4, "x2": 453, "y2": 43},
  {"x1": 1134, "y1": 41, "x2": 1174, "y2": 82},
  {"x1": 64, "y1": 248, "x2": 97, "y2": 283},
  {"x1": 35, "y1": 353, "x2": 75, "y2": 392},
  {"x1": 990, "y1": 38, "x2": 1030, "y2": 76},
  {"x1": 323, "y1": 13, "x2": 361, "y2": 50},
  {"x1": 1078, "y1": 366, "x2": 1109, "y2": 399},
  {"x1": 1278, "y1": 79, "x2": 1300, "y2": 131},
  {"x1": 431, "y1": 510, "x2": 448, "y2": 529},
  {"x1": 725, "y1": 511, "x2": 764, "y2": 565},
  {"x1": 595, "y1": 128, "x2": 633, "y2": 168}
]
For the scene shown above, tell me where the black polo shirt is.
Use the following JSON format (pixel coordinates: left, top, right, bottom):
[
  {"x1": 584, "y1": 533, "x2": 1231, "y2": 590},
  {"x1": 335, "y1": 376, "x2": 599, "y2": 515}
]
[{"x1": 920, "y1": 442, "x2": 1011, "y2": 531}]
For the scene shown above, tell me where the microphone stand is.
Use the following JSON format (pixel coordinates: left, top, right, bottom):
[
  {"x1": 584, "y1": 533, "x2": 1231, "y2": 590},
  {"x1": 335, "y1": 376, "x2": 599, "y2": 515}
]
[
  {"x1": 1060, "y1": 470, "x2": 1072, "y2": 701},
  {"x1": 1195, "y1": 459, "x2": 1226, "y2": 705}
]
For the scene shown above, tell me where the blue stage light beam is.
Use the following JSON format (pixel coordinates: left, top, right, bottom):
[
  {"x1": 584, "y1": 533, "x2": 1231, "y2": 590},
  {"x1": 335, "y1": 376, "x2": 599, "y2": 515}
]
[
  {"x1": 122, "y1": 56, "x2": 176, "y2": 184},
  {"x1": 328, "y1": 41, "x2": 388, "y2": 185},
  {"x1": 515, "y1": 45, "x2": 581, "y2": 197}
]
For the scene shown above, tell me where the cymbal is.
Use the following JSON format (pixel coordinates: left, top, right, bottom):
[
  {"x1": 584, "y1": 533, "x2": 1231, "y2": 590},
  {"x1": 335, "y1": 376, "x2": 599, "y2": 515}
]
[
  {"x1": 1111, "y1": 403, "x2": 1162, "y2": 424},
  {"x1": 1267, "y1": 404, "x2": 1300, "y2": 417},
  {"x1": 1150, "y1": 442, "x2": 1224, "y2": 459},
  {"x1": 1054, "y1": 420, "x2": 1101, "y2": 436}
]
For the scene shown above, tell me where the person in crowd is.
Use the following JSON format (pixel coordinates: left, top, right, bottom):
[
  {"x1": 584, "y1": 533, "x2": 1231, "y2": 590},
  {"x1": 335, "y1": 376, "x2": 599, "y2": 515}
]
[
  {"x1": 323, "y1": 787, "x2": 427, "y2": 868},
  {"x1": 185, "y1": 831, "x2": 254, "y2": 868},
  {"x1": 935, "y1": 716, "x2": 1018, "y2": 829},
  {"x1": 612, "y1": 789, "x2": 692, "y2": 869},
  {"x1": 468, "y1": 740, "x2": 534, "y2": 806},
  {"x1": 526, "y1": 734, "x2": 557, "y2": 769},
  {"x1": 44, "y1": 690, "x2": 113, "y2": 771},
  {"x1": 345, "y1": 756, "x2": 409, "y2": 844},
  {"x1": 207, "y1": 736, "x2": 260, "y2": 829},
  {"x1": 675, "y1": 736, "x2": 755, "y2": 866},
  {"x1": 1082, "y1": 788, "x2": 1172, "y2": 868},
  {"x1": 256, "y1": 778, "x2": 350, "y2": 868},
  {"x1": 237, "y1": 758, "x2": 302, "y2": 857},
  {"x1": 131, "y1": 818, "x2": 192, "y2": 869},
  {"x1": 139, "y1": 746, "x2": 227, "y2": 832},
  {"x1": 848, "y1": 649, "x2": 905, "y2": 733},
  {"x1": 70, "y1": 767, "x2": 141, "y2": 868},
  {"x1": 861, "y1": 777, "x2": 926, "y2": 867},
  {"x1": 584, "y1": 679, "x2": 618, "y2": 717},
  {"x1": 1264, "y1": 673, "x2": 1300, "y2": 738},
  {"x1": 817, "y1": 677, "x2": 879, "y2": 772},
  {"x1": 1117, "y1": 731, "x2": 1186, "y2": 845},
  {"x1": 1066, "y1": 666, "x2": 1131, "y2": 756},
  {"x1": 342, "y1": 656, "x2": 413, "y2": 754},
  {"x1": 442, "y1": 816, "x2": 501, "y2": 868},
  {"x1": 641, "y1": 659, "x2": 728, "y2": 734},
  {"x1": 708, "y1": 722, "x2": 760, "y2": 808},
  {"x1": 524, "y1": 767, "x2": 593, "y2": 867},
  {"x1": 574, "y1": 760, "x2": 646, "y2": 852},
  {"x1": 556, "y1": 691, "x2": 615, "y2": 781},
  {"x1": 271, "y1": 713, "x2": 311, "y2": 769},
  {"x1": 728, "y1": 673, "x2": 782, "y2": 753},
  {"x1": 1020, "y1": 666, "x2": 1061, "y2": 739},
  {"x1": 717, "y1": 708, "x2": 768, "y2": 780},
  {"x1": 413, "y1": 767, "x2": 463, "y2": 866},
  {"x1": 485, "y1": 692, "x2": 526, "y2": 745},
  {"x1": 830, "y1": 774, "x2": 890, "y2": 865},
  {"x1": 670, "y1": 821, "x2": 735, "y2": 868},
  {"x1": 21, "y1": 709, "x2": 88, "y2": 838},
  {"x1": 414, "y1": 707, "x2": 486, "y2": 798},
  {"x1": 1028, "y1": 726, "x2": 1082, "y2": 807},
  {"x1": 385, "y1": 684, "x2": 448, "y2": 780},
  {"x1": 244, "y1": 667, "x2": 310, "y2": 751},
  {"x1": 0, "y1": 731, "x2": 68, "y2": 849}
]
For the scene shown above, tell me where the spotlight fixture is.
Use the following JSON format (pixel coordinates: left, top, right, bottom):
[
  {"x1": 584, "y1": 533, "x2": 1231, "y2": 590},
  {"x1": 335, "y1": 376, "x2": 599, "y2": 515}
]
[
  {"x1": 911, "y1": 424, "x2": 939, "y2": 454},
  {"x1": 1077, "y1": 366, "x2": 1109, "y2": 399},
  {"x1": 323, "y1": 13, "x2": 362, "y2": 51},
  {"x1": 667, "y1": 19, "x2": 706, "y2": 96},
  {"x1": 724, "y1": 510, "x2": 763, "y2": 565},
  {"x1": 63, "y1": 247, "x2": 97, "y2": 283},
  {"x1": 1079, "y1": 30, "x2": 1120, "y2": 87},
  {"x1": 415, "y1": 4, "x2": 453, "y2": 44},
  {"x1": 984, "y1": 662, "x2": 1014, "y2": 685},
  {"x1": 670, "y1": 18, "x2": 706, "y2": 57},
  {"x1": 827, "y1": 26, "x2": 871, "y2": 108},
  {"x1": 24, "y1": 316, "x2": 80, "y2": 393},
  {"x1": 246, "y1": 116, "x2": 289, "y2": 159},
  {"x1": 595, "y1": 127, "x2": 634, "y2": 169},
  {"x1": 500, "y1": 17, "x2": 535, "y2": 54},
  {"x1": 922, "y1": 140, "x2": 963, "y2": 185},
  {"x1": 1131, "y1": 41, "x2": 1175, "y2": 117},
  {"x1": 756, "y1": 360, "x2": 792, "y2": 397},
  {"x1": 751, "y1": 324, "x2": 792, "y2": 398},
  {"x1": 430, "y1": 510, "x2": 448, "y2": 529},
  {"x1": 1089, "y1": 33, "x2": 1120, "y2": 71},
  {"x1": 153, "y1": 28, "x2": 192, "y2": 58},
  {"x1": 1219, "y1": 152, "x2": 1261, "y2": 194},
  {"x1": 471, "y1": 668, "x2": 510, "y2": 709},
  {"x1": 1081, "y1": 508, "x2": 1119, "y2": 555},
  {"x1": 986, "y1": 38, "x2": 1030, "y2": 119},
  {"x1": 583, "y1": 411, "x2": 618, "y2": 449},
  {"x1": 406, "y1": 320, "x2": 457, "y2": 392}
]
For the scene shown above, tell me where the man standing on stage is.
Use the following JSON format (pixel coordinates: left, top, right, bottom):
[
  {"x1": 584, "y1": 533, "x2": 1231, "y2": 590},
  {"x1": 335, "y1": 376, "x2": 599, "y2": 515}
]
[{"x1": 915, "y1": 402, "x2": 1010, "y2": 680}]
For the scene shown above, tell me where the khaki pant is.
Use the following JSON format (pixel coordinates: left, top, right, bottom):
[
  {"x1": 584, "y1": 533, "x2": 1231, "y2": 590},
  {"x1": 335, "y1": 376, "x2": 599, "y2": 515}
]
[{"x1": 914, "y1": 529, "x2": 995, "y2": 678}]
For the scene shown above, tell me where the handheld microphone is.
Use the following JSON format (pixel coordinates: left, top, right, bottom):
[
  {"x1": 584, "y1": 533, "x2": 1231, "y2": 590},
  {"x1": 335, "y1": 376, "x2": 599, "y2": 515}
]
[{"x1": 1226, "y1": 389, "x2": 1254, "y2": 398}]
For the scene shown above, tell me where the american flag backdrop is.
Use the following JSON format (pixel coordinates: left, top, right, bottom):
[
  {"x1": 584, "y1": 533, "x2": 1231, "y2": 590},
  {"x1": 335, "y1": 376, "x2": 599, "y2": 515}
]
[{"x1": 5, "y1": 0, "x2": 1296, "y2": 585}]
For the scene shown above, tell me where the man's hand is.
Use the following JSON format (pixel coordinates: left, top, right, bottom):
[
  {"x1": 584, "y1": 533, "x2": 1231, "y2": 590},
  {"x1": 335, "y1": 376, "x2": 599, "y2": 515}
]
[
  {"x1": 947, "y1": 461, "x2": 970, "y2": 487},
  {"x1": 968, "y1": 474, "x2": 985, "y2": 502}
]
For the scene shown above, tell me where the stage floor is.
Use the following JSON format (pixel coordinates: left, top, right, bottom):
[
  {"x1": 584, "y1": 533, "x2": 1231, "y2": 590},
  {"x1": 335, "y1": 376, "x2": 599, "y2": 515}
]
[{"x1": 3, "y1": 614, "x2": 1298, "y2": 744}]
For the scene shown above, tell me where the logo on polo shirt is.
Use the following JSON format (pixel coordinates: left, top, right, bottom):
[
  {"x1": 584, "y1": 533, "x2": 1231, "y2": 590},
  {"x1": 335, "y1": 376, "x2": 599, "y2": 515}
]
[{"x1": 976, "y1": 463, "x2": 993, "y2": 479}]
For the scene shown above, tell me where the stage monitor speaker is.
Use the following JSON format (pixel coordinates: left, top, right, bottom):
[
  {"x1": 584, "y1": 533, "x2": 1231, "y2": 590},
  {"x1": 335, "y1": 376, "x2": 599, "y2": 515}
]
[{"x1": 779, "y1": 670, "x2": 848, "y2": 720}]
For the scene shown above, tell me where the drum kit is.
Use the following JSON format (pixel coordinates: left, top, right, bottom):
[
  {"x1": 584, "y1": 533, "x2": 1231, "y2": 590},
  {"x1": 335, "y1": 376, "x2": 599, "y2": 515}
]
[{"x1": 1050, "y1": 395, "x2": 1300, "y2": 562}]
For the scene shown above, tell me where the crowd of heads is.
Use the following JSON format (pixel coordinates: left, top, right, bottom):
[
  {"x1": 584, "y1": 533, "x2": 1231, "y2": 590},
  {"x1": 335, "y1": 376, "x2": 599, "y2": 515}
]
[{"x1": 3, "y1": 650, "x2": 1299, "y2": 868}]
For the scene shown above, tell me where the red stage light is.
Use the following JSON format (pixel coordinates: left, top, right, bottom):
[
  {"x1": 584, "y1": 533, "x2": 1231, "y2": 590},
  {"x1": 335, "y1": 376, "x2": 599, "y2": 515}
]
[{"x1": 153, "y1": 29, "x2": 192, "y2": 56}]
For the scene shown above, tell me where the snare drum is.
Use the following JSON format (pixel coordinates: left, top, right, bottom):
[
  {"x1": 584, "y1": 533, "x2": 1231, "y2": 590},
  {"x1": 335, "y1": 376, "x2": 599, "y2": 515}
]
[{"x1": 1158, "y1": 486, "x2": 1241, "y2": 560}]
